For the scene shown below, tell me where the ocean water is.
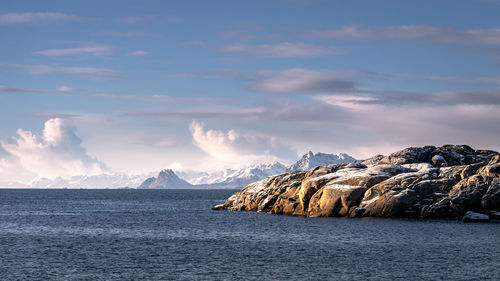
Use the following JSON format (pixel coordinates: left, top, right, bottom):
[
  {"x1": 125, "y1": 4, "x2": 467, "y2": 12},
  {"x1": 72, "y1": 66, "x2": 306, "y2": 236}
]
[{"x1": 0, "y1": 189, "x2": 498, "y2": 281}]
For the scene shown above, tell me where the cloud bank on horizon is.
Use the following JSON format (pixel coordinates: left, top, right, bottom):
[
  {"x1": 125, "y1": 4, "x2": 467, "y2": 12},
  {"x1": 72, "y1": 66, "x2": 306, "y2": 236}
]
[{"x1": 0, "y1": 0, "x2": 499, "y2": 183}]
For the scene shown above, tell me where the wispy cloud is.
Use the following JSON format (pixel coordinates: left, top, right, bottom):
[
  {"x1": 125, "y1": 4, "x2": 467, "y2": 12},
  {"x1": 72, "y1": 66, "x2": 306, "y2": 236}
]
[
  {"x1": 249, "y1": 68, "x2": 361, "y2": 93},
  {"x1": 3, "y1": 63, "x2": 121, "y2": 80},
  {"x1": 118, "y1": 16, "x2": 147, "y2": 24},
  {"x1": 221, "y1": 42, "x2": 344, "y2": 58},
  {"x1": 430, "y1": 75, "x2": 500, "y2": 86},
  {"x1": 124, "y1": 107, "x2": 266, "y2": 120},
  {"x1": 165, "y1": 73, "x2": 198, "y2": 78},
  {"x1": 0, "y1": 84, "x2": 73, "y2": 95},
  {"x1": 0, "y1": 85, "x2": 49, "y2": 94},
  {"x1": 215, "y1": 68, "x2": 395, "y2": 94},
  {"x1": 118, "y1": 15, "x2": 182, "y2": 24},
  {"x1": 152, "y1": 138, "x2": 178, "y2": 148},
  {"x1": 309, "y1": 24, "x2": 500, "y2": 48},
  {"x1": 128, "y1": 50, "x2": 150, "y2": 56},
  {"x1": 92, "y1": 93, "x2": 227, "y2": 104},
  {"x1": 0, "y1": 12, "x2": 83, "y2": 24},
  {"x1": 219, "y1": 31, "x2": 256, "y2": 41},
  {"x1": 25, "y1": 113, "x2": 82, "y2": 120},
  {"x1": 34, "y1": 45, "x2": 113, "y2": 57}
]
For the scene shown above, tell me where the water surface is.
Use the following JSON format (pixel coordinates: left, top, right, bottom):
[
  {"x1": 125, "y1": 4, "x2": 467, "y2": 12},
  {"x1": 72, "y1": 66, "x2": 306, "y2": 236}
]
[{"x1": 0, "y1": 189, "x2": 498, "y2": 280}]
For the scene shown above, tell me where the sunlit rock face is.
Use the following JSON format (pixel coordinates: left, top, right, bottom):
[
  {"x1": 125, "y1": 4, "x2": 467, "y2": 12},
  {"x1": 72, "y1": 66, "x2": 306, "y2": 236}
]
[{"x1": 213, "y1": 145, "x2": 500, "y2": 221}]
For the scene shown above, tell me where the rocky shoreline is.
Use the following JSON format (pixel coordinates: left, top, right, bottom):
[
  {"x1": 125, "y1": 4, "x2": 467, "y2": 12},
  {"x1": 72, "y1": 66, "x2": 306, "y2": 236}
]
[{"x1": 213, "y1": 145, "x2": 500, "y2": 222}]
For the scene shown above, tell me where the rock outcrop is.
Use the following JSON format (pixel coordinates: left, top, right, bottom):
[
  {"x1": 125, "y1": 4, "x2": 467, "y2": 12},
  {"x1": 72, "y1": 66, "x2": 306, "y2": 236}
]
[{"x1": 213, "y1": 145, "x2": 500, "y2": 222}]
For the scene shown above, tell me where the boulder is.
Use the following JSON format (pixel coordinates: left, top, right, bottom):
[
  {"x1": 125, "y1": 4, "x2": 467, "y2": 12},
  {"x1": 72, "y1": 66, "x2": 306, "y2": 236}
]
[
  {"x1": 431, "y1": 154, "x2": 448, "y2": 167},
  {"x1": 360, "y1": 188, "x2": 418, "y2": 217},
  {"x1": 449, "y1": 175, "x2": 492, "y2": 207},
  {"x1": 307, "y1": 184, "x2": 366, "y2": 217},
  {"x1": 420, "y1": 198, "x2": 463, "y2": 218},
  {"x1": 481, "y1": 180, "x2": 500, "y2": 210},
  {"x1": 462, "y1": 211, "x2": 490, "y2": 222}
]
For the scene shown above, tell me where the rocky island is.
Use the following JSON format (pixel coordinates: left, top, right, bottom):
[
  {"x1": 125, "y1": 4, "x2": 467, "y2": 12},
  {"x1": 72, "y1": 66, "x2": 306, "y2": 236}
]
[{"x1": 213, "y1": 145, "x2": 500, "y2": 222}]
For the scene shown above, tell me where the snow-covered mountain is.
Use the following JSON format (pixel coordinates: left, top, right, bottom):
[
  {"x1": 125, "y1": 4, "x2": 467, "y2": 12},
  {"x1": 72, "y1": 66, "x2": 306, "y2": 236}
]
[
  {"x1": 28, "y1": 172, "x2": 153, "y2": 188},
  {"x1": 12, "y1": 150, "x2": 355, "y2": 189},
  {"x1": 288, "y1": 151, "x2": 355, "y2": 171},
  {"x1": 174, "y1": 152, "x2": 355, "y2": 188},
  {"x1": 177, "y1": 162, "x2": 287, "y2": 188},
  {"x1": 137, "y1": 169, "x2": 193, "y2": 189},
  {"x1": 212, "y1": 162, "x2": 287, "y2": 188}
]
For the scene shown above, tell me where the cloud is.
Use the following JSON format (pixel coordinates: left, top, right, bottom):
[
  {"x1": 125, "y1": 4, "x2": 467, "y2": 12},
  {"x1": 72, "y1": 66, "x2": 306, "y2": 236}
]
[
  {"x1": 0, "y1": 84, "x2": 74, "y2": 95},
  {"x1": 0, "y1": 85, "x2": 49, "y2": 94},
  {"x1": 309, "y1": 24, "x2": 500, "y2": 48},
  {"x1": 108, "y1": 32, "x2": 155, "y2": 38},
  {"x1": 219, "y1": 31, "x2": 256, "y2": 41},
  {"x1": 57, "y1": 85, "x2": 73, "y2": 92},
  {"x1": 166, "y1": 73, "x2": 198, "y2": 78},
  {"x1": 209, "y1": 68, "x2": 399, "y2": 95},
  {"x1": 152, "y1": 138, "x2": 177, "y2": 148},
  {"x1": 118, "y1": 16, "x2": 147, "y2": 24},
  {"x1": 34, "y1": 46, "x2": 113, "y2": 57},
  {"x1": 128, "y1": 50, "x2": 150, "y2": 56},
  {"x1": 25, "y1": 113, "x2": 81, "y2": 120},
  {"x1": 118, "y1": 15, "x2": 182, "y2": 24},
  {"x1": 0, "y1": 12, "x2": 83, "y2": 24},
  {"x1": 189, "y1": 121, "x2": 296, "y2": 168},
  {"x1": 125, "y1": 107, "x2": 266, "y2": 120},
  {"x1": 221, "y1": 42, "x2": 344, "y2": 58},
  {"x1": 4, "y1": 63, "x2": 121, "y2": 80},
  {"x1": 0, "y1": 118, "x2": 107, "y2": 182},
  {"x1": 249, "y1": 68, "x2": 360, "y2": 93},
  {"x1": 431, "y1": 75, "x2": 500, "y2": 86}
]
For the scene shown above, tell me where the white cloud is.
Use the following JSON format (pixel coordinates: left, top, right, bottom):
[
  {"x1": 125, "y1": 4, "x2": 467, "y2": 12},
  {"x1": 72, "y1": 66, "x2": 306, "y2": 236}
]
[
  {"x1": 57, "y1": 85, "x2": 73, "y2": 92},
  {"x1": 128, "y1": 50, "x2": 151, "y2": 56},
  {"x1": 189, "y1": 121, "x2": 296, "y2": 169},
  {"x1": 7, "y1": 63, "x2": 121, "y2": 80},
  {"x1": 0, "y1": 12, "x2": 83, "y2": 24},
  {"x1": 34, "y1": 46, "x2": 112, "y2": 56},
  {"x1": 0, "y1": 118, "x2": 107, "y2": 182},
  {"x1": 119, "y1": 16, "x2": 146, "y2": 24},
  {"x1": 310, "y1": 25, "x2": 500, "y2": 47},
  {"x1": 152, "y1": 138, "x2": 177, "y2": 148},
  {"x1": 249, "y1": 68, "x2": 362, "y2": 93},
  {"x1": 0, "y1": 84, "x2": 74, "y2": 95},
  {"x1": 221, "y1": 42, "x2": 343, "y2": 58}
]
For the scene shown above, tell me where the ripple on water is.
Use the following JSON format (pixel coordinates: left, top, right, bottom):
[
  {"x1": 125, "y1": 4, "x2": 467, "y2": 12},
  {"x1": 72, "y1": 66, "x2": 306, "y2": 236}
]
[{"x1": 0, "y1": 189, "x2": 498, "y2": 281}]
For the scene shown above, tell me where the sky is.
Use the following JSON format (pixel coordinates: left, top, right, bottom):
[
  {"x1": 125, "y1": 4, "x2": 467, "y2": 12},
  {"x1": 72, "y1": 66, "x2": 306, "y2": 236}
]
[{"x1": 1, "y1": 0, "x2": 500, "y2": 183}]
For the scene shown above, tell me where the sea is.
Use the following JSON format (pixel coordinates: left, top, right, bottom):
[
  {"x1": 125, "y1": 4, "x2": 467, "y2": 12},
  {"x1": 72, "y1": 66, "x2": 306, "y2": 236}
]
[{"x1": 0, "y1": 189, "x2": 498, "y2": 281}]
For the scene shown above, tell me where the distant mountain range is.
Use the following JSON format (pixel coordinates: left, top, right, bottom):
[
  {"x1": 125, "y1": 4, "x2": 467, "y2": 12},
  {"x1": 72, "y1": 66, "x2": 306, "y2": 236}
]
[
  {"x1": 137, "y1": 169, "x2": 193, "y2": 189},
  {"x1": 138, "y1": 151, "x2": 356, "y2": 189},
  {"x1": 2, "y1": 151, "x2": 355, "y2": 189},
  {"x1": 26, "y1": 173, "x2": 153, "y2": 189}
]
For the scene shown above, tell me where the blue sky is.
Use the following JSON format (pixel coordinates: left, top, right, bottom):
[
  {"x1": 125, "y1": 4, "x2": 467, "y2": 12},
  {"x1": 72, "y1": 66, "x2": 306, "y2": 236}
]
[{"x1": 1, "y1": 0, "x2": 500, "y2": 182}]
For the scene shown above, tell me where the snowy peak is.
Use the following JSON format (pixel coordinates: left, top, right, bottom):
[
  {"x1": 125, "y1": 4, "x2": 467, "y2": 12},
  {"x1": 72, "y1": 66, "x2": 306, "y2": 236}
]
[
  {"x1": 288, "y1": 151, "x2": 355, "y2": 171},
  {"x1": 27, "y1": 172, "x2": 153, "y2": 188},
  {"x1": 176, "y1": 162, "x2": 288, "y2": 188},
  {"x1": 138, "y1": 169, "x2": 193, "y2": 189}
]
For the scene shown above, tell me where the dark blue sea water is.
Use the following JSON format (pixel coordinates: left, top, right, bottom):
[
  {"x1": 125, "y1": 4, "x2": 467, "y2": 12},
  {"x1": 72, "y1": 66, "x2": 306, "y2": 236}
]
[{"x1": 0, "y1": 189, "x2": 498, "y2": 281}]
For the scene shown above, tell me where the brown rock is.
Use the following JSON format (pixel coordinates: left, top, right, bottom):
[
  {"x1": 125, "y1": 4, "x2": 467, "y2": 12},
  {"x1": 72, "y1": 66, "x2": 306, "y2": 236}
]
[
  {"x1": 361, "y1": 188, "x2": 418, "y2": 217},
  {"x1": 481, "y1": 180, "x2": 500, "y2": 210},
  {"x1": 449, "y1": 175, "x2": 492, "y2": 207},
  {"x1": 307, "y1": 184, "x2": 366, "y2": 217}
]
